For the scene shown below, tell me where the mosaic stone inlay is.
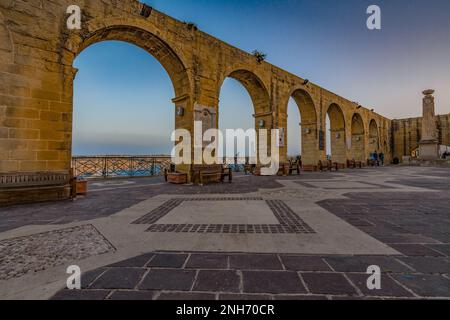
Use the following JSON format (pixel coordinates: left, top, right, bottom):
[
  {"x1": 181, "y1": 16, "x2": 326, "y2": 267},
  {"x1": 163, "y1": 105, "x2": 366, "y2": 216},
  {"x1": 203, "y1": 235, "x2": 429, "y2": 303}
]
[
  {"x1": 133, "y1": 198, "x2": 315, "y2": 234},
  {"x1": 0, "y1": 225, "x2": 115, "y2": 281}
]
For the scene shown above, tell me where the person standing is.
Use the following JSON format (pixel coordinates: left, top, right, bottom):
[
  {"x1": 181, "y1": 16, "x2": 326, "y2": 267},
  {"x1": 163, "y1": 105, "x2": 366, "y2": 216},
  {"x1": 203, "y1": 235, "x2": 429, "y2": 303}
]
[
  {"x1": 373, "y1": 151, "x2": 379, "y2": 166},
  {"x1": 379, "y1": 152, "x2": 385, "y2": 166}
]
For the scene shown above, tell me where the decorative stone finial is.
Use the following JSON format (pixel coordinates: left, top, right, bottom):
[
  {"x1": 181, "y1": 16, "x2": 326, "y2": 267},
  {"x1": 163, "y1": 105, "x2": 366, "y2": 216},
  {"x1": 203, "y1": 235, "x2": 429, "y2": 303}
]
[{"x1": 423, "y1": 89, "x2": 435, "y2": 96}]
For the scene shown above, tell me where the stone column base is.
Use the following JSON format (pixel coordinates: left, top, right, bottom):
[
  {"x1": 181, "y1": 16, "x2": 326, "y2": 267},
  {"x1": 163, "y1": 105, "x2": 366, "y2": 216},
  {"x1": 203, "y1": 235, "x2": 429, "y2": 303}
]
[{"x1": 419, "y1": 140, "x2": 439, "y2": 160}]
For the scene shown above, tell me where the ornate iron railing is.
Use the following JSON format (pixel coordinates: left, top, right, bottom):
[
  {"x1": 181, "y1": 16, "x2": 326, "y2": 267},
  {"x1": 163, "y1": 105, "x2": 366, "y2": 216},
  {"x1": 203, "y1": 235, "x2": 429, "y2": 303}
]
[
  {"x1": 72, "y1": 156, "x2": 172, "y2": 179},
  {"x1": 72, "y1": 156, "x2": 251, "y2": 179}
]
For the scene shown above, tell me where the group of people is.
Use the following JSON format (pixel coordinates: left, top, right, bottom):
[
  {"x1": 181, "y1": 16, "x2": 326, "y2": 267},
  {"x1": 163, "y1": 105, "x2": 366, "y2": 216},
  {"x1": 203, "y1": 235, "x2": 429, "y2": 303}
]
[{"x1": 370, "y1": 151, "x2": 385, "y2": 166}]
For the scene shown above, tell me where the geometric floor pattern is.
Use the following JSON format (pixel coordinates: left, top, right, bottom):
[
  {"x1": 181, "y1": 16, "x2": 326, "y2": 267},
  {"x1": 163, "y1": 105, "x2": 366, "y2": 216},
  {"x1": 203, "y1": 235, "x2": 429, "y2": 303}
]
[{"x1": 133, "y1": 198, "x2": 316, "y2": 234}]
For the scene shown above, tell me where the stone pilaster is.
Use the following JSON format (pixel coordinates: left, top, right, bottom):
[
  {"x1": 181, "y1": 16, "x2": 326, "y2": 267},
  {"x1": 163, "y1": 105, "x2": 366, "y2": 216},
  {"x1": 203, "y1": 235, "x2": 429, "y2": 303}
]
[{"x1": 419, "y1": 90, "x2": 439, "y2": 160}]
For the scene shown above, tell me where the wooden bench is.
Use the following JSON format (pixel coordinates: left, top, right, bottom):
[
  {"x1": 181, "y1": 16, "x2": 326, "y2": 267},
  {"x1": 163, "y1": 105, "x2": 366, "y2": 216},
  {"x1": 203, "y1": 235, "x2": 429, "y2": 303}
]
[
  {"x1": 347, "y1": 159, "x2": 362, "y2": 168},
  {"x1": 367, "y1": 159, "x2": 376, "y2": 167},
  {"x1": 191, "y1": 164, "x2": 232, "y2": 185},
  {"x1": 328, "y1": 160, "x2": 339, "y2": 171},
  {"x1": 302, "y1": 164, "x2": 318, "y2": 172},
  {"x1": 318, "y1": 160, "x2": 337, "y2": 172},
  {"x1": 288, "y1": 160, "x2": 301, "y2": 175}
]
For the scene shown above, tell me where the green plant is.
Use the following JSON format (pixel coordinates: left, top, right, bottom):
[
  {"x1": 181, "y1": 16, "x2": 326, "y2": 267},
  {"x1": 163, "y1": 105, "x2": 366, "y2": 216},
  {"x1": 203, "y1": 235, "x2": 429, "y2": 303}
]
[
  {"x1": 184, "y1": 21, "x2": 198, "y2": 31},
  {"x1": 252, "y1": 50, "x2": 267, "y2": 63}
]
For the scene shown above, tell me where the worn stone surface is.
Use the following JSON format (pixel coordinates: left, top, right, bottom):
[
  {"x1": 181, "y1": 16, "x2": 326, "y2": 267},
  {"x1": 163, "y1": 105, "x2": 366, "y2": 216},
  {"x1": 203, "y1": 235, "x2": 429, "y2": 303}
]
[
  {"x1": 0, "y1": 166, "x2": 448, "y2": 300},
  {"x1": 0, "y1": 225, "x2": 114, "y2": 280}
]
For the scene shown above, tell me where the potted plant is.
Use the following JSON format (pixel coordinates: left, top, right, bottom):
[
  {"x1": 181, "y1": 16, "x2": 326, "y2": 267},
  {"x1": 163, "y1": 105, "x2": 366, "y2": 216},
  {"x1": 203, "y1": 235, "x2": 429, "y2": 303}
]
[
  {"x1": 252, "y1": 50, "x2": 267, "y2": 63},
  {"x1": 76, "y1": 177, "x2": 88, "y2": 195},
  {"x1": 184, "y1": 21, "x2": 198, "y2": 31}
]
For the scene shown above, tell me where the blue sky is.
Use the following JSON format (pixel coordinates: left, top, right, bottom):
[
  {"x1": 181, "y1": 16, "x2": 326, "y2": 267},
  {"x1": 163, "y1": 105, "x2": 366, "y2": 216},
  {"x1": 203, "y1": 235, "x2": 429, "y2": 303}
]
[{"x1": 73, "y1": 0, "x2": 450, "y2": 156}]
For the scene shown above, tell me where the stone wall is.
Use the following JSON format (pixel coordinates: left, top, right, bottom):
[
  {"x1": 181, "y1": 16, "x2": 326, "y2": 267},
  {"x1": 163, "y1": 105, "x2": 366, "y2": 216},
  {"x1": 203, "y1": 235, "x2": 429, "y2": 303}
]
[{"x1": 392, "y1": 114, "x2": 450, "y2": 160}]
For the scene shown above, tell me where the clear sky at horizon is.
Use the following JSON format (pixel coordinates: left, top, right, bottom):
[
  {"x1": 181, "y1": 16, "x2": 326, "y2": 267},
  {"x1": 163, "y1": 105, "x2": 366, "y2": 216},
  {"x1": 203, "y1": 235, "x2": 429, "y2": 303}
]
[{"x1": 73, "y1": 0, "x2": 450, "y2": 156}]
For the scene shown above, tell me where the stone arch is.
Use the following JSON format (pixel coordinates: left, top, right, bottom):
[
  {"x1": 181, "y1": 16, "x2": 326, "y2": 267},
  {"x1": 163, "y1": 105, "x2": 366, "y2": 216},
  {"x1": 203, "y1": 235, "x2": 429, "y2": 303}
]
[
  {"x1": 217, "y1": 69, "x2": 271, "y2": 161},
  {"x1": 326, "y1": 103, "x2": 346, "y2": 164},
  {"x1": 282, "y1": 88, "x2": 318, "y2": 165},
  {"x1": 218, "y1": 69, "x2": 271, "y2": 115},
  {"x1": 350, "y1": 113, "x2": 366, "y2": 161},
  {"x1": 62, "y1": 23, "x2": 194, "y2": 174},
  {"x1": 368, "y1": 119, "x2": 380, "y2": 154},
  {"x1": 67, "y1": 25, "x2": 191, "y2": 100},
  {"x1": 0, "y1": 11, "x2": 14, "y2": 63}
]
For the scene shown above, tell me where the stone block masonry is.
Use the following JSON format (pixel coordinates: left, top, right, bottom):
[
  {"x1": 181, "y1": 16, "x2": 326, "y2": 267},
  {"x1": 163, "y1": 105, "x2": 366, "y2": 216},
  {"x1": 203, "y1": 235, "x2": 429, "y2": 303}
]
[{"x1": 1, "y1": 0, "x2": 391, "y2": 204}]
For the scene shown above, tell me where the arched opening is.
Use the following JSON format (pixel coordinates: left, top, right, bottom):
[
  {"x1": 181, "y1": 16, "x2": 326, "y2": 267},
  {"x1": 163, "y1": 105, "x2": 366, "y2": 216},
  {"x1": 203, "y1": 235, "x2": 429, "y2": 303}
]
[
  {"x1": 368, "y1": 119, "x2": 380, "y2": 156},
  {"x1": 326, "y1": 104, "x2": 347, "y2": 165},
  {"x1": 287, "y1": 97, "x2": 301, "y2": 159},
  {"x1": 287, "y1": 89, "x2": 317, "y2": 165},
  {"x1": 68, "y1": 26, "x2": 191, "y2": 177},
  {"x1": 73, "y1": 26, "x2": 190, "y2": 98},
  {"x1": 351, "y1": 113, "x2": 366, "y2": 161},
  {"x1": 72, "y1": 41, "x2": 174, "y2": 156},
  {"x1": 218, "y1": 70, "x2": 270, "y2": 164},
  {"x1": 218, "y1": 77, "x2": 256, "y2": 163}
]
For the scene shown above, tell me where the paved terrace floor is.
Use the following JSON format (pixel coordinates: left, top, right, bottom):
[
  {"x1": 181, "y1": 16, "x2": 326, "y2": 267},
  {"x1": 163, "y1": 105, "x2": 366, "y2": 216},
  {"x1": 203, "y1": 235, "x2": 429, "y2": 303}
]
[{"x1": 0, "y1": 166, "x2": 449, "y2": 300}]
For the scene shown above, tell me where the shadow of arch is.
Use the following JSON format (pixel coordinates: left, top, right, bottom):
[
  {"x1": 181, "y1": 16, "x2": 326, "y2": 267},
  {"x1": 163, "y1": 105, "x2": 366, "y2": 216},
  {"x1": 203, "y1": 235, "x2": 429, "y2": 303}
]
[
  {"x1": 326, "y1": 103, "x2": 346, "y2": 164},
  {"x1": 369, "y1": 119, "x2": 380, "y2": 154},
  {"x1": 351, "y1": 113, "x2": 366, "y2": 161},
  {"x1": 284, "y1": 88, "x2": 318, "y2": 165}
]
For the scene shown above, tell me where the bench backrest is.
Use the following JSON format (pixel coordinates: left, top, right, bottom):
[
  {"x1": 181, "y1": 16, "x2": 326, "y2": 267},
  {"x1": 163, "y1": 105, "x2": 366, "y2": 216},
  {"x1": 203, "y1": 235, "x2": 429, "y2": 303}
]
[{"x1": 192, "y1": 164, "x2": 223, "y2": 173}]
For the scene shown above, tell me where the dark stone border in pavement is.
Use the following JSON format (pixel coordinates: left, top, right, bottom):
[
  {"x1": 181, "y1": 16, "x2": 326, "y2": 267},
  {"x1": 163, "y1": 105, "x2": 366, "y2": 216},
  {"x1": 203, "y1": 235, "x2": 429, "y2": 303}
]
[{"x1": 132, "y1": 199, "x2": 315, "y2": 235}]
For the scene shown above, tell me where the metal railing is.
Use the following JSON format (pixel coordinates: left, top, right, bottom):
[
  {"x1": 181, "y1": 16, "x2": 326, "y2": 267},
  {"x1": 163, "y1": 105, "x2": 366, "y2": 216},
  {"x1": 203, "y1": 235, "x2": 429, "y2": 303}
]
[
  {"x1": 72, "y1": 156, "x2": 172, "y2": 179},
  {"x1": 72, "y1": 155, "x2": 253, "y2": 179}
]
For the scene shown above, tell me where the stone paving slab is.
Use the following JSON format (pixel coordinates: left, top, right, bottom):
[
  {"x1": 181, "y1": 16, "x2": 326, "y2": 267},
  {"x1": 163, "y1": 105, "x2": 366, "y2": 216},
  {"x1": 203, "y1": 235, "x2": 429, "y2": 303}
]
[
  {"x1": 48, "y1": 251, "x2": 450, "y2": 300},
  {"x1": 2, "y1": 167, "x2": 450, "y2": 299},
  {"x1": 242, "y1": 271, "x2": 307, "y2": 294}
]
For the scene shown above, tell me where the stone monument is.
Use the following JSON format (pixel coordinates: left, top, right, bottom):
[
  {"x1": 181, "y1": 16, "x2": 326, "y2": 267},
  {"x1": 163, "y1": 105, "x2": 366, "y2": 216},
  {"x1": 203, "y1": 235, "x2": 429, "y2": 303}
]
[{"x1": 419, "y1": 89, "x2": 439, "y2": 160}]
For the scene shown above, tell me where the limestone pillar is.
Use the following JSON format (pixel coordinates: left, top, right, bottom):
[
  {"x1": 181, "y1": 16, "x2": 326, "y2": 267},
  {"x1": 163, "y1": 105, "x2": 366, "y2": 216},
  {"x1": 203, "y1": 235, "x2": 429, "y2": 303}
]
[{"x1": 419, "y1": 90, "x2": 439, "y2": 160}]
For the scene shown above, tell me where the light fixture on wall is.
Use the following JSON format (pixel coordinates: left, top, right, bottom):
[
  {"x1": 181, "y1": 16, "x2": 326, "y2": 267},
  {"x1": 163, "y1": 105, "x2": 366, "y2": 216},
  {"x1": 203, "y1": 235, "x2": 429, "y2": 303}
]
[
  {"x1": 305, "y1": 128, "x2": 311, "y2": 134},
  {"x1": 140, "y1": 4, "x2": 153, "y2": 17},
  {"x1": 335, "y1": 133, "x2": 341, "y2": 139},
  {"x1": 357, "y1": 105, "x2": 362, "y2": 109},
  {"x1": 258, "y1": 120, "x2": 266, "y2": 128},
  {"x1": 356, "y1": 137, "x2": 361, "y2": 142},
  {"x1": 302, "y1": 79, "x2": 309, "y2": 86},
  {"x1": 176, "y1": 106, "x2": 185, "y2": 117}
]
